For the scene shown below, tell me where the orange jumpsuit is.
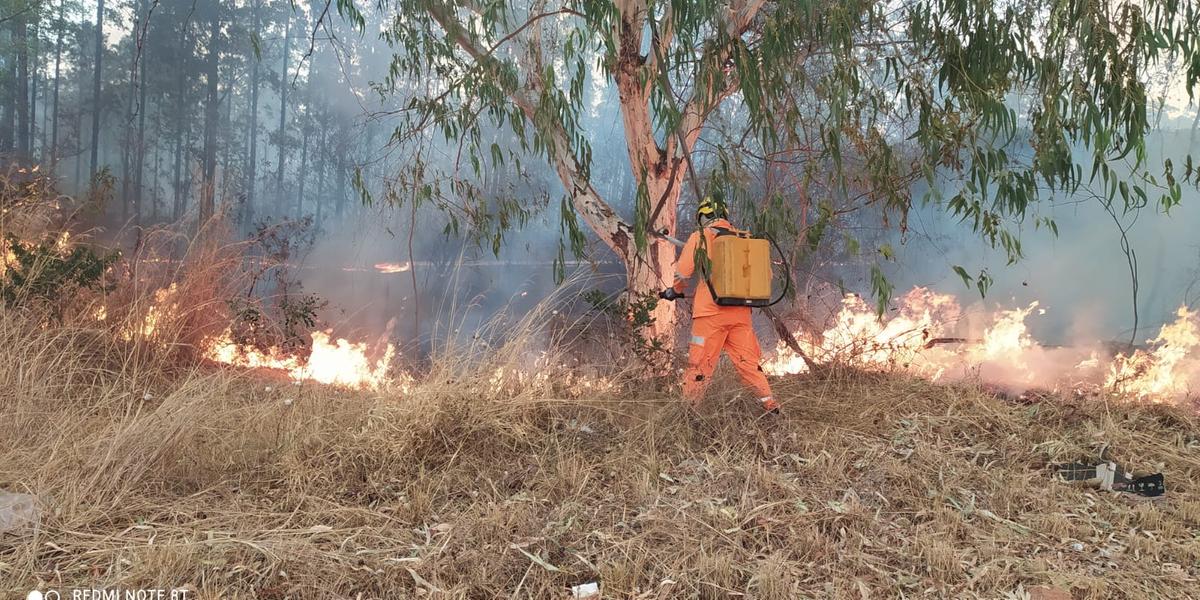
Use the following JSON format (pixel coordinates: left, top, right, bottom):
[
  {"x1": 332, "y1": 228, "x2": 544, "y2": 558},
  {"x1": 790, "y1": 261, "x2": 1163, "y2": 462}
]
[{"x1": 671, "y1": 218, "x2": 774, "y2": 405}]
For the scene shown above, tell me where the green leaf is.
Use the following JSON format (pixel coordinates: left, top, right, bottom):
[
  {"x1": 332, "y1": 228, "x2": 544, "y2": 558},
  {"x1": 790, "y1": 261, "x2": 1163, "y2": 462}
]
[{"x1": 952, "y1": 265, "x2": 972, "y2": 289}]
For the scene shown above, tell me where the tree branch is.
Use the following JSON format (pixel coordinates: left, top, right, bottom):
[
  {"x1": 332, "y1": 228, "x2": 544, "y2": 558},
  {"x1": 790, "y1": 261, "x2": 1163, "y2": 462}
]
[
  {"x1": 666, "y1": 0, "x2": 769, "y2": 162},
  {"x1": 424, "y1": 1, "x2": 631, "y2": 256},
  {"x1": 0, "y1": 5, "x2": 34, "y2": 25}
]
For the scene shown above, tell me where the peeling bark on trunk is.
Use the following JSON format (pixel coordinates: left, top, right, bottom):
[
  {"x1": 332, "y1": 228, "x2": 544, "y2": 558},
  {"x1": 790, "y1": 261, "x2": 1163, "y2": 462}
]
[
  {"x1": 424, "y1": 0, "x2": 769, "y2": 346},
  {"x1": 611, "y1": 5, "x2": 683, "y2": 343}
]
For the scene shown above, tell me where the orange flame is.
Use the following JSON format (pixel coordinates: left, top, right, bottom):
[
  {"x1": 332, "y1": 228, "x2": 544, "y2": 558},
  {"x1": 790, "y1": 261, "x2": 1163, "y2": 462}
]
[
  {"x1": 374, "y1": 262, "x2": 412, "y2": 274},
  {"x1": 764, "y1": 288, "x2": 1198, "y2": 404},
  {"x1": 0, "y1": 239, "x2": 15, "y2": 276},
  {"x1": 205, "y1": 329, "x2": 403, "y2": 390},
  {"x1": 1105, "y1": 307, "x2": 1200, "y2": 401},
  {"x1": 121, "y1": 283, "x2": 180, "y2": 340}
]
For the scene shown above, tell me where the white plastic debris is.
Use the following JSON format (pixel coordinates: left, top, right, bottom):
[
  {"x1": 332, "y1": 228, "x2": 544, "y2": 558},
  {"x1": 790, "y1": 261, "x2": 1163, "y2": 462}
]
[
  {"x1": 570, "y1": 582, "x2": 600, "y2": 599},
  {"x1": 142, "y1": 392, "x2": 153, "y2": 401},
  {"x1": 283, "y1": 398, "x2": 294, "y2": 407},
  {"x1": 565, "y1": 420, "x2": 595, "y2": 434},
  {"x1": 1094, "y1": 462, "x2": 1119, "y2": 491},
  {"x1": 1069, "y1": 542, "x2": 1085, "y2": 552},
  {"x1": 264, "y1": 386, "x2": 273, "y2": 392},
  {"x1": 0, "y1": 493, "x2": 39, "y2": 536}
]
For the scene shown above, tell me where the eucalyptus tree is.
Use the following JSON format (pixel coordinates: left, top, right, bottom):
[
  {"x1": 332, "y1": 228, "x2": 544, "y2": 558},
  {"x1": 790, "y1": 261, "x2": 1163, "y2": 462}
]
[{"x1": 365, "y1": 0, "x2": 1200, "y2": 341}]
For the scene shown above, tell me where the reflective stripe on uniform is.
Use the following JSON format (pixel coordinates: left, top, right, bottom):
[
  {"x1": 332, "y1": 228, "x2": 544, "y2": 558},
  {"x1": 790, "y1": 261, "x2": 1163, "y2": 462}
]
[{"x1": 690, "y1": 335, "x2": 705, "y2": 346}]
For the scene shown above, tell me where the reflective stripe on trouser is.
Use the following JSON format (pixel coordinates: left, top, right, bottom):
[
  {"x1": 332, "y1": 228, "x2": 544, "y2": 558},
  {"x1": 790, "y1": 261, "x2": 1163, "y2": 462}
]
[{"x1": 682, "y1": 313, "x2": 773, "y2": 402}]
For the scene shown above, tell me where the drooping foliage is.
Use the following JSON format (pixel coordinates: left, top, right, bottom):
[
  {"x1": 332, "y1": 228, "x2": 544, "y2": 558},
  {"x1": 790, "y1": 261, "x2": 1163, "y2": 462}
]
[{"x1": 364, "y1": 0, "x2": 1200, "y2": 303}]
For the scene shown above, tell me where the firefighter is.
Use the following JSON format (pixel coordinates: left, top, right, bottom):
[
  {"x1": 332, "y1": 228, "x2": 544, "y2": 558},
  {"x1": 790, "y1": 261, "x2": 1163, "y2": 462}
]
[{"x1": 659, "y1": 196, "x2": 780, "y2": 414}]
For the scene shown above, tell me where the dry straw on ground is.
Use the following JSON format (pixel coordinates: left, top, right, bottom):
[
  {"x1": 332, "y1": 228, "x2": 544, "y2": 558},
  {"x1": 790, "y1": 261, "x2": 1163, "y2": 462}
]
[
  {"x1": 2, "y1": 178, "x2": 1198, "y2": 598},
  {"x1": 1, "y1": 306, "x2": 1199, "y2": 599}
]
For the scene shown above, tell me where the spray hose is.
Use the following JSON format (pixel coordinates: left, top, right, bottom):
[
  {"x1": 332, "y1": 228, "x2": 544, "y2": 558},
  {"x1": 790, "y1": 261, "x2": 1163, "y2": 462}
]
[{"x1": 763, "y1": 231, "x2": 791, "y2": 308}]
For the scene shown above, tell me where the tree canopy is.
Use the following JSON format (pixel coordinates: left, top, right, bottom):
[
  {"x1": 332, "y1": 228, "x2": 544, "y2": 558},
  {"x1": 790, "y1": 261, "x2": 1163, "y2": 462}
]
[{"x1": 364, "y1": 0, "x2": 1200, "y2": 326}]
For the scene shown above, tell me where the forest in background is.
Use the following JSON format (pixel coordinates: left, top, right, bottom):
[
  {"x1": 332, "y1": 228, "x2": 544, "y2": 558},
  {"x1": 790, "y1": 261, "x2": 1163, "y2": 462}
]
[{"x1": 0, "y1": 0, "x2": 386, "y2": 231}]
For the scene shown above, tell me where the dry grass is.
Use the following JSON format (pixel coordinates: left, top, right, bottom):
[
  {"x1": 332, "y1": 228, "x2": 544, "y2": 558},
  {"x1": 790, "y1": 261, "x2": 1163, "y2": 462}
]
[
  {"x1": 2, "y1": 178, "x2": 1198, "y2": 598},
  {"x1": 2, "y1": 306, "x2": 1199, "y2": 599}
]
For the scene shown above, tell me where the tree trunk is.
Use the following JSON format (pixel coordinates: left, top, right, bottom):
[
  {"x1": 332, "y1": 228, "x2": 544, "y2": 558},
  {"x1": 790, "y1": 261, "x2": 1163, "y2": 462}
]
[
  {"x1": 296, "y1": 120, "x2": 309, "y2": 217},
  {"x1": 200, "y1": 9, "x2": 220, "y2": 224},
  {"x1": 16, "y1": 11, "x2": 30, "y2": 159},
  {"x1": 172, "y1": 21, "x2": 188, "y2": 219},
  {"x1": 152, "y1": 100, "x2": 162, "y2": 221},
  {"x1": 314, "y1": 125, "x2": 327, "y2": 228},
  {"x1": 246, "y1": 0, "x2": 262, "y2": 224},
  {"x1": 335, "y1": 131, "x2": 346, "y2": 220},
  {"x1": 171, "y1": 121, "x2": 184, "y2": 218},
  {"x1": 121, "y1": 27, "x2": 137, "y2": 222},
  {"x1": 73, "y1": 29, "x2": 85, "y2": 189},
  {"x1": 135, "y1": 5, "x2": 149, "y2": 226},
  {"x1": 276, "y1": 16, "x2": 291, "y2": 214},
  {"x1": 29, "y1": 18, "x2": 39, "y2": 159},
  {"x1": 0, "y1": 17, "x2": 13, "y2": 153},
  {"x1": 89, "y1": 0, "x2": 105, "y2": 177},
  {"x1": 50, "y1": 0, "x2": 65, "y2": 167},
  {"x1": 221, "y1": 71, "x2": 233, "y2": 212}
]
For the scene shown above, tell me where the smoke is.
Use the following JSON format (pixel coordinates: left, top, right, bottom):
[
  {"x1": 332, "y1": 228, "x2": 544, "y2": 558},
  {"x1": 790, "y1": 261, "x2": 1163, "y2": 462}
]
[
  {"x1": 37, "y1": 0, "x2": 1200, "y2": 367},
  {"x1": 296, "y1": 202, "x2": 624, "y2": 357},
  {"x1": 888, "y1": 128, "x2": 1200, "y2": 348}
]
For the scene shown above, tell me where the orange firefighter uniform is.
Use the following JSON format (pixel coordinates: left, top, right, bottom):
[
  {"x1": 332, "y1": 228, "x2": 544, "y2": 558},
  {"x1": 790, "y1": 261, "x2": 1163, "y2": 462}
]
[{"x1": 669, "y1": 218, "x2": 778, "y2": 411}]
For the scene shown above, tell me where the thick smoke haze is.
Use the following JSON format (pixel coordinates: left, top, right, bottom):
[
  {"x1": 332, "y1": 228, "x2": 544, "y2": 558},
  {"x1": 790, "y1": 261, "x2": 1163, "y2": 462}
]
[
  {"x1": 4, "y1": 0, "x2": 1198, "y2": 355},
  {"x1": 889, "y1": 130, "x2": 1200, "y2": 347}
]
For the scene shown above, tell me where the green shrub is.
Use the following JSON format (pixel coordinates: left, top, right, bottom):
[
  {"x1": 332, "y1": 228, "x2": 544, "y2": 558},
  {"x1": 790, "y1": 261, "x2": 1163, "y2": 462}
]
[{"x1": 1, "y1": 233, "x2": 119, "y2": 322}]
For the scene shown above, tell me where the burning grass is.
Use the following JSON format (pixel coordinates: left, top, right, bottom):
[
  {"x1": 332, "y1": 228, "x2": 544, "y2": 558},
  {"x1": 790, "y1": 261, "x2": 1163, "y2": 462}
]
[
  {"x1": 765, "y1": 288, "x2": 1200, "y2": 404},
  {"x1": 2, "y1": 306, "x2": 1199, "y2": 599},
  {"x1": 3, "y1": 172, "x2": 1198, "y2": 597}
]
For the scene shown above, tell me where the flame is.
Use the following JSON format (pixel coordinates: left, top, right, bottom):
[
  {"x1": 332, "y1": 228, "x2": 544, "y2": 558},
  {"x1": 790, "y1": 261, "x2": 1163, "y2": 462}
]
[
  {"x1": 0, "y1": 233, "x2": 71, "y2": 276},
  {"x1": 205, "y1": 329, "x2": 403, "y2": 390},
  {"x1": 763, "y1": 288, "x2": 962, "y2": 376},
  {"x1": 764, "y1": 288, "x2": 1199, "y2": 404},
  {"x1": 128, "y1": 283, "x2": 180, "y2": 339},
  {"x1": 0, "y1": 239, "x2": 15, "y2": 276},
  {"x1": 1105, "y1": 307, "x2": 1200, "y2": 401},
  {"x1": 973, "y1": 302, "x2": 1037, "y2": 360},
  {"x1": 301, "y1": 332, "x2": 397, "y2": 388},
  {"x1": 374, "y1": 262, "x2": 412, "y2": 274}
]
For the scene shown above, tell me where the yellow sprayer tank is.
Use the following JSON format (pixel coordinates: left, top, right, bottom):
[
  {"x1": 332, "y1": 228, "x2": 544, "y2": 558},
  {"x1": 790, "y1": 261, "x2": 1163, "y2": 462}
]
[{"x1": 708, "y1": 233, "x2": 773, "y2": 306}]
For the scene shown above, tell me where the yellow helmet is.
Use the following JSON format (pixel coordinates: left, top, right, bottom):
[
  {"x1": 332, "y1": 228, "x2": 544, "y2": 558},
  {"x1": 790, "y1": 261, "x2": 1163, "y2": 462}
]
[{"x1": 697, "y1": 195, "x2": 727, "y2": 221}]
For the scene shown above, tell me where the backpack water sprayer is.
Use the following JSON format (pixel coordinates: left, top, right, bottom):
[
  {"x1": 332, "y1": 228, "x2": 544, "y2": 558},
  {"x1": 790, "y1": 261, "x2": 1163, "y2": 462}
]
[
  {"x1": 657, "y1": 214, "x2": 791, "y2": 309},
  {"x1": 700, "y1": 225, "x2": 781, "y2": 307}
]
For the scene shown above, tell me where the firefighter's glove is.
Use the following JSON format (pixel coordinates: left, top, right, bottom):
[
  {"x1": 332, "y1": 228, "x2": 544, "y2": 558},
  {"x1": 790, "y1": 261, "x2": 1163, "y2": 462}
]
[{"x1": 658, "y1": 288, "x2": 683, "y2": 301}]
